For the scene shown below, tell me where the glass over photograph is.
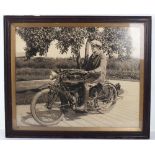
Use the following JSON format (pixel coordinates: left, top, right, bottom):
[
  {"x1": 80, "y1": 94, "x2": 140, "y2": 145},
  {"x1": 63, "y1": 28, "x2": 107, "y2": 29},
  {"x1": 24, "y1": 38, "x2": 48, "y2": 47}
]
[{"x1": 11, "y1": 23, "x2": 144, "y2": 132}]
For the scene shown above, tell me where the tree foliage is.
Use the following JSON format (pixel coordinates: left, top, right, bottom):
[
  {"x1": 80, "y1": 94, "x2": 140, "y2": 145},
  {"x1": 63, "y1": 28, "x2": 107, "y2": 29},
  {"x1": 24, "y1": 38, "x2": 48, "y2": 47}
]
[
  {"x1": 100, "y1": 27, "x2": 132, "y2": 60},
  {"x1": 16, "y1": 27, "x2": 56, "y2": 59},
  {"x1": 17, "y1": 26, "x2": 133, "y2": 65},
  {"x1": 55, "y1": 27, "x2": 99, "y2": 68},
  {"x1": 55, "y1": 27, "x2": 85, "y2": 55}
]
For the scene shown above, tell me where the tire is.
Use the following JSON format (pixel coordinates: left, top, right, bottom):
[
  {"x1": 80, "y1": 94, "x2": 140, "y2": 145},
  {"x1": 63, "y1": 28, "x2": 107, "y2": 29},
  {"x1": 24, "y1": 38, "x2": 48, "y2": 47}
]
[
  {"x1": 97, "y1": 82, "x2": 117, "y2": 114},
  {"x1": 31, "y1": 89, "x2": 64, "y2": 126}
]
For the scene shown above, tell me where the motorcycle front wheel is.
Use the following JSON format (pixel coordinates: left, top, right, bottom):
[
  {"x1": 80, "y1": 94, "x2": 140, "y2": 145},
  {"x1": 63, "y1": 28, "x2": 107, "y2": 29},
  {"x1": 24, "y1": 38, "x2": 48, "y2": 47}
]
[{"x1": 31, "y1": 89, "x2": 64, "y2": 126}]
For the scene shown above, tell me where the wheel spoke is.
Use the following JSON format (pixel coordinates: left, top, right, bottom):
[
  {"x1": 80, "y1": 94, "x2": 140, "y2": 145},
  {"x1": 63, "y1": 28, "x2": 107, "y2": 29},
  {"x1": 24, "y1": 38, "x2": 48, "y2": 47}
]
[
  {"x1": 31, "y1": 89, "x2": 63, "y2": 125},
  {"x1": 97, "y1": 83, "x2": 117, "y2": 113}
]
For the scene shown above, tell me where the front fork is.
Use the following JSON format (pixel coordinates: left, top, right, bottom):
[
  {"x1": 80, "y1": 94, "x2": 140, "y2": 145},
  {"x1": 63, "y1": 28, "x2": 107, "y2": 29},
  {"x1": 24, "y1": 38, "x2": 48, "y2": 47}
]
[
  {"x1": 46, "y1": 86, "x2": 76, "y2": 111},
  {"x1": 46, "y1": 89, "x2": 55, "y2": 109},
  {"x1": 46, "y1": 82, "x2": 60, "y2": 109}
]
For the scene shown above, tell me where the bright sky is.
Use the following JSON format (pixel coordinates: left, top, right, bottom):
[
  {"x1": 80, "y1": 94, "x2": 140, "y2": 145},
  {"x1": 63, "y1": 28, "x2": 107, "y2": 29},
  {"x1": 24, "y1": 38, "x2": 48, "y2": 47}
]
[{"x1": 16, "y1": 26, "x2": 144, "y2": 59}]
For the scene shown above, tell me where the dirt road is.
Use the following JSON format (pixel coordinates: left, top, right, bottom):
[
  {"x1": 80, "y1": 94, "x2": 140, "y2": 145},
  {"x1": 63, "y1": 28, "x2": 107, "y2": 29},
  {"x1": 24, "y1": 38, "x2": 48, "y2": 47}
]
[{"x1": 16, "y1": 80, "x2": 140, "y2": 129}]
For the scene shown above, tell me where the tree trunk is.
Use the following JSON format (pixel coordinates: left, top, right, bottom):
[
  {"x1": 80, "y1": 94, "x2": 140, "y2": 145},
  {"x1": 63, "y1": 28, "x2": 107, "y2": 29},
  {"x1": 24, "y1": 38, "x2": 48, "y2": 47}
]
[
  {"x1": 76, "y1": 52, "x2": 81, "y2": 69},
  {"x1": 45, "y1": 43, "x2": 48, "y2": 57},
  {"x1": 71, "y1": 46, "x2": 81, "y2": 69},
  {"x1": 84, "y1": 38, "x2": 91, "y2": 64}
]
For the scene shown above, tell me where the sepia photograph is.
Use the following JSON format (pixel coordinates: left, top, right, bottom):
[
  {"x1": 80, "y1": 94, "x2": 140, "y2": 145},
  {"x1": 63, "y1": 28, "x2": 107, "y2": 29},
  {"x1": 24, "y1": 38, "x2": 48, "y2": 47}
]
[{"x1": 4, "y1": 16, "x2": 151, "y2": 138}]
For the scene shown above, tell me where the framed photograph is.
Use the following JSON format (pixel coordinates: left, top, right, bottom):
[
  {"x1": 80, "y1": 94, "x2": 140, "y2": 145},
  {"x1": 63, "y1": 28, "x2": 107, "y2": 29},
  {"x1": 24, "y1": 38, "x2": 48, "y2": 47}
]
[{"x1": 4, "y1": 16, "x2": 151, "y2": 138}]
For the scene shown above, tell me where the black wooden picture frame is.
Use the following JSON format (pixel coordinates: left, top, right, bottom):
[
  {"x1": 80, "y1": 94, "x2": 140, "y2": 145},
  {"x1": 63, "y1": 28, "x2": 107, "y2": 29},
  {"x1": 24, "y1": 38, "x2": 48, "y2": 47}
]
[{"x1": 4, "y1": 16, "x2": 151, "y2": 138}]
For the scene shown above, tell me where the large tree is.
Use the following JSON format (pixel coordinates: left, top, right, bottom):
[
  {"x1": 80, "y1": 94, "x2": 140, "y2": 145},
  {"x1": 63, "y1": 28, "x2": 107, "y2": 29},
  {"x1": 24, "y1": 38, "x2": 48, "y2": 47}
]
[
  {"x1": 17, "y1": 26, "x2": 132, "y2": 68},
  {"x1": 17, "y1": 27, "x2": 98, "y2": 68}
]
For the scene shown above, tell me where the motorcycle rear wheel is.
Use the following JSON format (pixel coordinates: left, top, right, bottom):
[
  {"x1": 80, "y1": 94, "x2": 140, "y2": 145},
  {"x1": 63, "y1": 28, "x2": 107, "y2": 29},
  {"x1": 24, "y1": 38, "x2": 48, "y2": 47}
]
[
  {"x1": 31, "y1": 89, "x2": 64, "y2": 126},
  {"x1": 97, "y1": 82, "x2": 117, "y2": 113}
]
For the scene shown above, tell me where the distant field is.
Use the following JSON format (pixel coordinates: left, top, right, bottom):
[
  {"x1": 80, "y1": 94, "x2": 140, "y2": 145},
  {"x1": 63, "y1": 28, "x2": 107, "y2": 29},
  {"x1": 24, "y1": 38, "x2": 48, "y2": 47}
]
[
  {"x1": 16, "y1": 57, "x2": 140, "y2": 81},
  {"x1": 16, "y1": 79, "x2": 50, "y2": 105},
  {"x1": 16, "y1": 68, "x2": 51, "y2": 81}
]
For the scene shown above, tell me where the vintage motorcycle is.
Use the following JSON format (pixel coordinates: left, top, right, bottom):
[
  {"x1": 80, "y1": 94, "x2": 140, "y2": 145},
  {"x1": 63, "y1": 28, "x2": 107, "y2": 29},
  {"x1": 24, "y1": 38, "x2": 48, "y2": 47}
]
[{"x1": 31, "y1": 69, "x2": 120, "y2": 126}]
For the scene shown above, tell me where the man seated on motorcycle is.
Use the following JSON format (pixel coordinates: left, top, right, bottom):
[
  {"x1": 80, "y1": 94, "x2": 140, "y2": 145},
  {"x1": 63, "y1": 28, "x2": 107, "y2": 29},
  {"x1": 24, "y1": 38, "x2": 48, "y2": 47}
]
[
  {"x1": 76, "y1": 40, "x2": 107, "y2": 111},
  {"x1": 59, "y1": 40, "x2": 107, "y2": 112}
]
